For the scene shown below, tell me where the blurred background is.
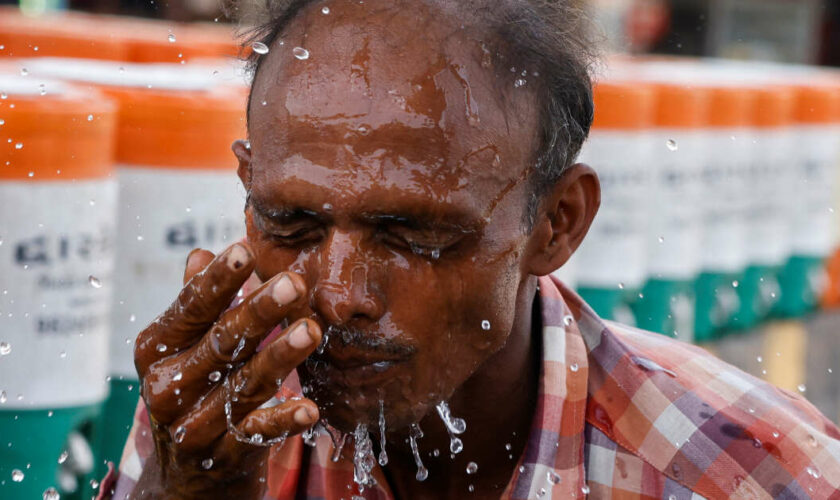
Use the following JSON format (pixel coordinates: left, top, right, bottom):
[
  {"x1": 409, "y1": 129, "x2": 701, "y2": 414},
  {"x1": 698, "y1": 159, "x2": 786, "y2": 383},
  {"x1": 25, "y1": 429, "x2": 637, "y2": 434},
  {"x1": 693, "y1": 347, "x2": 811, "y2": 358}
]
[{"x1": 0, "y1": 0, "x2": 838, "y2": 498}]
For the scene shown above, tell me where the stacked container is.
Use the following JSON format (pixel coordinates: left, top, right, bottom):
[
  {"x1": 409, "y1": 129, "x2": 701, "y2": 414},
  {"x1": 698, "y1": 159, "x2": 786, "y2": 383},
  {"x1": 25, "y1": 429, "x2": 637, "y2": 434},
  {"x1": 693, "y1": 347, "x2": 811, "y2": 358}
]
[
  {"x1": 0, "y1": 74, "x2": 117, "y2": 498},
  {"x1": 631, "y1": 83, "x2": 709, "y2": 342},
  {"x1": 574, "y1": 80, "x2": 655, "y2": 324},
  {"x1": 24, "y1": 58, "x2": 248, "y2": 483}
]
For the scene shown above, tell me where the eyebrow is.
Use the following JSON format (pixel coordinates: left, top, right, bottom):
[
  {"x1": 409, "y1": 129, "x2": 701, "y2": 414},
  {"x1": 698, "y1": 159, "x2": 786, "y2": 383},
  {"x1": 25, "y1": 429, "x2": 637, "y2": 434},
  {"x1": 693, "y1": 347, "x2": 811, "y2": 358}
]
[{"x1": 249, "y1": 196, "x2": 482, "y2": 233}]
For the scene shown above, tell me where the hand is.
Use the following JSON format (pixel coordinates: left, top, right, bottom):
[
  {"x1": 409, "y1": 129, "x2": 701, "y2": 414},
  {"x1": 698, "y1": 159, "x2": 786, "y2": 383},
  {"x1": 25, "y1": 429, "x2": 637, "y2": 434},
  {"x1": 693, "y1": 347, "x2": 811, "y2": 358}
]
[{"x1": 131, "y1": 242, "x2": 321, "y2": 499}]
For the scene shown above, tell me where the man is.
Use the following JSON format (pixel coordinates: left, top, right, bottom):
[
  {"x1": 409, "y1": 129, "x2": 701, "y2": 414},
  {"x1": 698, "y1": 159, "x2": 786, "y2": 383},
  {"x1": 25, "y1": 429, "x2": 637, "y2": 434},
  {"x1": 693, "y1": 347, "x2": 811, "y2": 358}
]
[{"x1": 101, "y1": 0, "x2": 840, "y2": 498}]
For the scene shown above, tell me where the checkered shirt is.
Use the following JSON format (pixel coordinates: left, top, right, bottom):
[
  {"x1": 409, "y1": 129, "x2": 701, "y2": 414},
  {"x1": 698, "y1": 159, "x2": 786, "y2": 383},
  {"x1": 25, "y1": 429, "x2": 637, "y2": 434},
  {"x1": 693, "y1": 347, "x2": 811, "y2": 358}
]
[{"x1": 99, "y1": 275, "x2": 840, "y2": 499}]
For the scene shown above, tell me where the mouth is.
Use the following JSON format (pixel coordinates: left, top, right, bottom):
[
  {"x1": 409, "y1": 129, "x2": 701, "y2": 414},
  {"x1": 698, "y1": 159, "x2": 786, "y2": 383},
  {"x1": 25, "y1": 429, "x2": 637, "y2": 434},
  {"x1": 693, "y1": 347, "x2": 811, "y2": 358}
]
[{"x1": 306, "y1": 348, "x2": 412, "y2": 388}]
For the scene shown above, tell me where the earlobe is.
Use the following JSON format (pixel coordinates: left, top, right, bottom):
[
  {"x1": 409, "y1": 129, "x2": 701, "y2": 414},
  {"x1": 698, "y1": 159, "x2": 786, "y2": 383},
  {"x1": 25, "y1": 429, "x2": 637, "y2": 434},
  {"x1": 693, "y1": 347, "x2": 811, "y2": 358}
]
[
  {"x1": 526, "y1": 163, "x2": 600, "y2": 277},
  {"x1": 232, "y1": 139, "x2": 253, "y2": 189}
]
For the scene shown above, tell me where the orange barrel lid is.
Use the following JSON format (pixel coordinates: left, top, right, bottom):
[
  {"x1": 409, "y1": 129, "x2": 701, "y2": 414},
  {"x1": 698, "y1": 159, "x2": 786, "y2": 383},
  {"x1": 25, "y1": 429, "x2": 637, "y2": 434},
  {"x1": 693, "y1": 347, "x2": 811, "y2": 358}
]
[
  {"x1": 792, "y1": 84, "x2": 840, "y2": 125},
  {"x1": 650, "y1": 82, "x2": 710, "y2": 128},
  {"x1": 0, "y1": 73, "x2": 117, "y2": 181},
  {"x1": 706, "y1": 85, "x2": 752, "y2": 128},
  {"x1": 23, "y1": 58, "x2": 247, "y2": 169},
  {"x1": 752, "y1": 86, "x2": 795, "y2": 128},
  {"x1": 591, "y1": 80, "x2": 655, "y2": 130},
  {"x1": 0, "y1": 7, "x2": 130, "y2": 61}
]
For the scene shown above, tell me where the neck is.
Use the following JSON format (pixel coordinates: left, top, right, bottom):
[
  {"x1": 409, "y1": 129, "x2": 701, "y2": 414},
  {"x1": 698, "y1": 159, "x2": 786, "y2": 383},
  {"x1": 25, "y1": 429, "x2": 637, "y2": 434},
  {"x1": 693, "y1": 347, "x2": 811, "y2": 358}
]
[{"x1": 383, "y1": 276, "x2": 541, "y2": 499}]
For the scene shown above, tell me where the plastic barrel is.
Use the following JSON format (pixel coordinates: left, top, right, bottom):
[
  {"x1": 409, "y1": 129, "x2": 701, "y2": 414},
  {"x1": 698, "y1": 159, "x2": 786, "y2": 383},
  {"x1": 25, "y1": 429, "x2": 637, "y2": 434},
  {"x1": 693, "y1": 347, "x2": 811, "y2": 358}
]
[
  {"x1": 632, "y1": 82, "x2": 709, "y2": 342},
  {"x1": 693, "y1": 85, "x2": 753, "y2": 341},
  {"x1": 24, "y1": 58, "x2": 248, "y2": 489},
  {"x1": 0, "y1": 73, "x2": 117, "y2": 499},
  {"x1": 574, "y1": 80, "x2": 655, "y2": 324},
  {"x1": 775, "y1": 84, "x2": 840, "y2": 318}
]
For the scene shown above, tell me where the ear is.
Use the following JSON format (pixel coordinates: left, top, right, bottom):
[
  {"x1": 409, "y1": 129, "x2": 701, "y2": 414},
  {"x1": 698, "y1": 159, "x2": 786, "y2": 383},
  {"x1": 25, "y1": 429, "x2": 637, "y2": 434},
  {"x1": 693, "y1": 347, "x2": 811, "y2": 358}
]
[
  {"x1": 233, "y1": 139, "x2": 252, "y2": 190},
  {"x1": 525, "y1": 163, "x2": 600, "y2": 277}
]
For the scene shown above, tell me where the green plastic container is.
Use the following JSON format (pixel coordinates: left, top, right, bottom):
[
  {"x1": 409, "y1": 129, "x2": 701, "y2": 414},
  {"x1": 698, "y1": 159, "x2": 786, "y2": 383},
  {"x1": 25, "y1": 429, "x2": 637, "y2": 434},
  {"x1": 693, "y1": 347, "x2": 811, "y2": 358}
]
[
  {"x1": 632, "y1": 279, "x2": 695, "y2": 343},
  {"x1": 774, "y1": 256, "x2": 826, "y2": 318}
]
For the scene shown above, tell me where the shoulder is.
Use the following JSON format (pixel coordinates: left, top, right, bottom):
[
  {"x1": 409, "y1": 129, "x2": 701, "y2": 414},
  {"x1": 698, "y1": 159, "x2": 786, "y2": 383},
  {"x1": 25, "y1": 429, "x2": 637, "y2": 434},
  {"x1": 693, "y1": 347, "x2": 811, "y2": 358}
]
[{"x1": 583, "y1": 319, "x2": 840, "y2": 499}]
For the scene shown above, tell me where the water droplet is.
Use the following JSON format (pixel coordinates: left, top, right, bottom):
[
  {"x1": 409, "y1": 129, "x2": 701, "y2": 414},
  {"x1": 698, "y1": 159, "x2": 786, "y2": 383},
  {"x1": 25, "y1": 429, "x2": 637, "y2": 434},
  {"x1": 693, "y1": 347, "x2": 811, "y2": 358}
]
[
  {"x1": 250, "y1": 433, "x2": 264, "y2": 445},
  {"x1": 547, "y1": 470, "x2": 561, "y2": 484},
  {"x1": 90, "y1": 479, "x2": 99, "y2": 489},
  {"x1": 798, "y1": 384, "x2": 807, "y2": 393},
  {"x1": 514, "y1": 78, "x2": 527, "y2": 88},
  {"x1": 569, "y1": 363, "x2": 579, "y2": 372},
  {"x1": 505, "y1": 443, "x2": 512, "y2": 451},
  {"x1": 209, "y1": 371, "x2": 222, "y2": 382},
  {"x1": 618, "y1": 282, "x2": 625, "y2": 289},
  {"x1": 14, "y1": 142, "x2": 23, "y2": 150},
  {"x1": 481, "y1": 320, "x2": 491, "y2": 331},
  {"x1": 156, "y1": 343, "x2": 168, "y2": 353},
  {"x1": 57, "y1": 450, "x2": 68, "y2": 464},
  {"x1": 409, "y1": 423, "x2": 428, "y2": 481},
  {"x1": 201, "y1": 458, "x2": 214, "y2": 469},
  {"x1": 658, "y1": 236, "x2": 665, "y2": 243},
  {"x1": 581, "y1": 485, "x2": 590, "y2": 494},
  {"x1": 666, "y1": 139, "x2": 678, "y2": 151},
  {"x1": 174, "y1": 426, "x2": 187, "y2": 443},
  {"x1": 464, "y1": 462, "x2": 478, "y2": 475},
  {"x1": 0, "y1": 391, "x2": 6, "y2": 403},
  {"x1": 807, "y1": 466, "x2": 821, "y2": 478},
  {"x1": 88, "y1": 275, "x2": 102, "y2": 288},
  {"x1": 20, "y1": 68, "x2": 29, "y2": 76},
  {"x1": 11, "y1": 469, "x2": 24, "y2": 481},
  {"x1": 632, "y1": 356, "x2": 677, "y2": 377},
  {"x1": 321, "y1": 6, "x2": 330, "y2": 14},
  {"x1": 252, "y1": 42, "x2": 269, "y2": 55},
  {"x1": 0, "y1": 342, "x2": 10, "y2": 356},
  {"x1": 167, "y1": 32, "x2": 176, "y2": 43},
  {"x1": 0, "y1": 92, "x2": 7, "y2": 99},
  {"x1": 732, "y1": 280, "x2": 739, "y2": 288},
  {"x1": 293, "y1": 47, "x2": 310, "y2": 60},
  {"x1": 173, "y1": 372, "x2": 183, "y2": 381},
  {"x1": 563, "y1": 315, "x2": 574, "y2": 326},
  {"x1": 772, "y1": 431, "x2": 780, "y2": 438},
  {"x1": 59, "y1": 351, "x2": 66, "y2": 359},
  {"x1": 42, "y1": 487, "x2": 60, "y2": 500},
  {"x1": 129, "y1": 314, "x2": 136, "y2": 322}
]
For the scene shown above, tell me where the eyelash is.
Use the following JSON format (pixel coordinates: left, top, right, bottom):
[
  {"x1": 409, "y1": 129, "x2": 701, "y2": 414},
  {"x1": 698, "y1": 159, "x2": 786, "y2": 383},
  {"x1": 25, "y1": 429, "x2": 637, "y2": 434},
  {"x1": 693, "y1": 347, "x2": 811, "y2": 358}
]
[{"x1": 265, "y1": 224, "x2": 452, "y2": 261}]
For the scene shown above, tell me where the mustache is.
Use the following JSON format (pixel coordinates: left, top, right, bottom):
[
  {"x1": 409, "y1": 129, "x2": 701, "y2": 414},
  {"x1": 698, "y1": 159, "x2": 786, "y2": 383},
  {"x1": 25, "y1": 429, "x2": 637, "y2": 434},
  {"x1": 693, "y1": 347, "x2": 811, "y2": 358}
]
[{"x1": 317, "y1": 324, "x2": 417, "y2": 357}]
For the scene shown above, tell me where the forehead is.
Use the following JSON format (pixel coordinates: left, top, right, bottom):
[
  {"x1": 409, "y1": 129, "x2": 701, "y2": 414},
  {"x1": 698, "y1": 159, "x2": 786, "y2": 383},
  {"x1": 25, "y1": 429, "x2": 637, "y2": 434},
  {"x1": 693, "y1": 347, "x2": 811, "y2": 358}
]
[{"x1": 247, "y1": 0, "x2": 537, "y2": 216}]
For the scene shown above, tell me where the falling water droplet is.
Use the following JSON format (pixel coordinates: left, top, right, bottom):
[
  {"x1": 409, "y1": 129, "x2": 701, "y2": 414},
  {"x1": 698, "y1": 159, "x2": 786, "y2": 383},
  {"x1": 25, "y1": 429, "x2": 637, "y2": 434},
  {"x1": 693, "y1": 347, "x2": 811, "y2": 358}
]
[
  {"x1": 252, "y1": 42, "x2": 269, "y2": 55},
  {"x1": 732, "y1": 280, "x2": 739, "y2": 288},
  {"x1": 0, "y1": 391, "x2": 7, "y2": 403},
  {"x1": 481, "y1": 320, "x2": 491, "y2": 331},
  {"x1": 168, "y1": 32, "x2": 177, "y2": 43},
  {"x1": 209, "y1": 371, "x2": 221, "y2": 382},
  {"x1": 514, "y1": 78, "x2": 527, "y2": 88},
  {"x1": 42, "y1": 487, "x2": 60, "y2": 500},
  {"x1": 14, "y1": 142, "x2": 23, "y2": 150},
  {"x1": 11, "y1": 469, "x2": 24, "y2": 482},
  {"x1": 174, "y1": 426, "x2": 187, "y2": 443},
  {"x1": 806, "y1": 466, "x2": 821, "y2": 479},
  {"x1": 563, "y1": 315, "x2": 574, "y2": 326},
  {"x1": 293, "y1": 47, "x2": 310, "y2": 60},
  {"x1": 409, "y1": 424, "x2": 428, "y2": 481},
  {"x1": 156, "y1": 343, "x2": 168, "y2": 353},
  {"x1": 798, "y1": 384, "x2": 807, "y2": 393},
  {"x1": 658, "y1": 236, "x2": 665, "y2": 243},
  {"x1": 321, "y1": 6, "x2": 330, "y2": 14},
  {"x1": 466, "y1": 462, "x2": 478, "y2": 474},
  {"x1": 173, "y1": 372, "x2": 183, "y2": 382},
  {"x1": 569, "y1": 363, "x2": 579, "y2": 372},
  {"x1": 0, "y1": 342, "x2": 10, "y2": 356},
  {"x1": 547, "y1": 470, "x2": 561, "y2": 484},
  {"x1": 129, "y1": 314, "x2": 136, "y2": 323},
  {"x1": 88, "y1": 275, "x2": 102, "y2": 288},
  {"x1": 378, "y1": 400, "x2": 388, "y2": 466},
  {"x1": 201, "y1": 458, "x2": 214, "y2": 470},
  {"x1": 666, "y1": 139, "x2": 678, "y2": 151},
  {"x1": 352, "y1": 424, "x2": 376, "y2": 489},
  {"x1": 618, "y1": 282, "x2": 625, "y2": 289},
  {"x1": 57, "y1": 450, "x2": 68, "y2": 464}
]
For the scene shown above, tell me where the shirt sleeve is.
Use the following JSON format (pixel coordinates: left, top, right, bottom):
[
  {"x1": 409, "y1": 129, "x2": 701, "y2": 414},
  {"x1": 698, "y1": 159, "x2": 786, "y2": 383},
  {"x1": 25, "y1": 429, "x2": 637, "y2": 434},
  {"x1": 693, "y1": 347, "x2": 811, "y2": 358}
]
[{"x1": 96, "y1": 397, "x2": 154, "y2": 500}]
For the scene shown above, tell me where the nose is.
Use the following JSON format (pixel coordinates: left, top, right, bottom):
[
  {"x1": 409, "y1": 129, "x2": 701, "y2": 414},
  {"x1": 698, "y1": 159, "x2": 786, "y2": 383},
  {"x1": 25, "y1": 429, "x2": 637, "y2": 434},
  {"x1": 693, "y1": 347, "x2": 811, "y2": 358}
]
[{"x1": 310, "y1": 229, "x2": 385, "y2": 326}]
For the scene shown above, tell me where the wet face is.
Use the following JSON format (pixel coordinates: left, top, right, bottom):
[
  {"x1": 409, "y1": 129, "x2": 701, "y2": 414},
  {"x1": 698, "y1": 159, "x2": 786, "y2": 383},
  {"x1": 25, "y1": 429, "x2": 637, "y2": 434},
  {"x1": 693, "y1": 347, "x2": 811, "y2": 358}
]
[{"x1": 238, "y1": 0, "x2": 541, "y2": 432}]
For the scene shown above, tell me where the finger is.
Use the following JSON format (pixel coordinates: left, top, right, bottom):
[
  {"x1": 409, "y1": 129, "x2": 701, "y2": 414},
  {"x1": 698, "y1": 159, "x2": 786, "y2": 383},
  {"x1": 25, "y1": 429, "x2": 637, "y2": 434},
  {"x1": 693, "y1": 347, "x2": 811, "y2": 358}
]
[
  {"x1": 229, "y1": 399, "x2": 320, "y2": 447},
  {"x1": 167, "y1": 320, "x2": 320, "y2": 449},
  {"x1": 184, "y1": 248, "x2": 215, "y2": 286},
  {"x1": 181, "y1": 272, "x2": 307, "y2": 379},
  {"x1": 135, "y1": 242, "x2": 255, "y2": 375}
]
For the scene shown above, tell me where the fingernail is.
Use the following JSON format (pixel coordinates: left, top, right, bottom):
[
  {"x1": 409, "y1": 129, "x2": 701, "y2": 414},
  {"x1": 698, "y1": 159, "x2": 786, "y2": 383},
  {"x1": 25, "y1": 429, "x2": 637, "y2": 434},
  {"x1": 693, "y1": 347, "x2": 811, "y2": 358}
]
[
  {"x1": 288, "y1": 322, "x2": 313, "y2": 350},
  {"x1": 272, "y1": 275, "x2": 298, "y2": 305},
  {"x1": 186, "y1": 248, "x2": 199, "y2": 267},
  {"x1": 227, "y1": 244, "x2": 250, "y2": 270},
  {"x1": 293, "y1": 406, "x2": 315, "y2": 425}
]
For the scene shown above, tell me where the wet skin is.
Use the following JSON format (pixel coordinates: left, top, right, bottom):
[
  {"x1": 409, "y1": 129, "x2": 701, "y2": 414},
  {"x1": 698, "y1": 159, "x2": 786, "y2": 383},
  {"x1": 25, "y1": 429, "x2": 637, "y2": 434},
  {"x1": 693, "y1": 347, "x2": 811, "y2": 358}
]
[{"x1": 132, "y1": 1, "x2": 599, "y2": 499}]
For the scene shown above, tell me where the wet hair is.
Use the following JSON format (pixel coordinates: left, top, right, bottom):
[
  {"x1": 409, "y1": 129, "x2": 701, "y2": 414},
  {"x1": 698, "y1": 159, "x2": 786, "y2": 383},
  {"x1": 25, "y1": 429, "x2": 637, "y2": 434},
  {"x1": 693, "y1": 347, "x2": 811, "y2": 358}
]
[{"x1": 234, "y1": 0, "x2": 596, "y2": 226}]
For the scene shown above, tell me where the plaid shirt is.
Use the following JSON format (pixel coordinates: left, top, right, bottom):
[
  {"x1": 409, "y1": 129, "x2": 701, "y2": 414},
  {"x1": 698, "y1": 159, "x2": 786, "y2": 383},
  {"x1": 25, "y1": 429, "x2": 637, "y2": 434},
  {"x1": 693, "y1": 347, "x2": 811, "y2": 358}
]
[{"x1": 100, "y1": 275, "x2": 840, "y2": 499}]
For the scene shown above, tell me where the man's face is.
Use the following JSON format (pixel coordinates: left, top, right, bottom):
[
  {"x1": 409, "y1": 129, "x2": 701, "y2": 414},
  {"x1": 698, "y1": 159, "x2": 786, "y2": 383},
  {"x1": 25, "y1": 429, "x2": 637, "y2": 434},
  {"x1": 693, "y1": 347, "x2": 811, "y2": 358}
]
[{"x1": 241, "y1": 0, "x2": 539, "y2": 432}]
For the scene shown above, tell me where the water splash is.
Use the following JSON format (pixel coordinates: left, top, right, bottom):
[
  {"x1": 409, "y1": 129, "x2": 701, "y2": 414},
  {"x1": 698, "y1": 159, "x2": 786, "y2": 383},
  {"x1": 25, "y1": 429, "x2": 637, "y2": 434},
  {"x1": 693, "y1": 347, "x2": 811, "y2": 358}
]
[
  {"x1": 435, "y1": 401, "x2": 466, "y2": 454},
  {"x1": 631, "y1": 356, "x2": 677, "y2": 378},
  {"x1": 222, "y1": 376, "x2": 287, "y2": 447},
  {"x1": 324, "y1": 424, "x2": 349, "y2": 462},
  {"x1": 42, "y1": 488, "x2": 59, "y2": 500},
  {"x1": 353, "y1": 424, "x2": 377, "y2": 489},
  {"x1": 409, "y1": 423, "x2": 428, "y2": 481},
  {"x1": 378, "y1": 400, "x2": 388, "y2": 466}
]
